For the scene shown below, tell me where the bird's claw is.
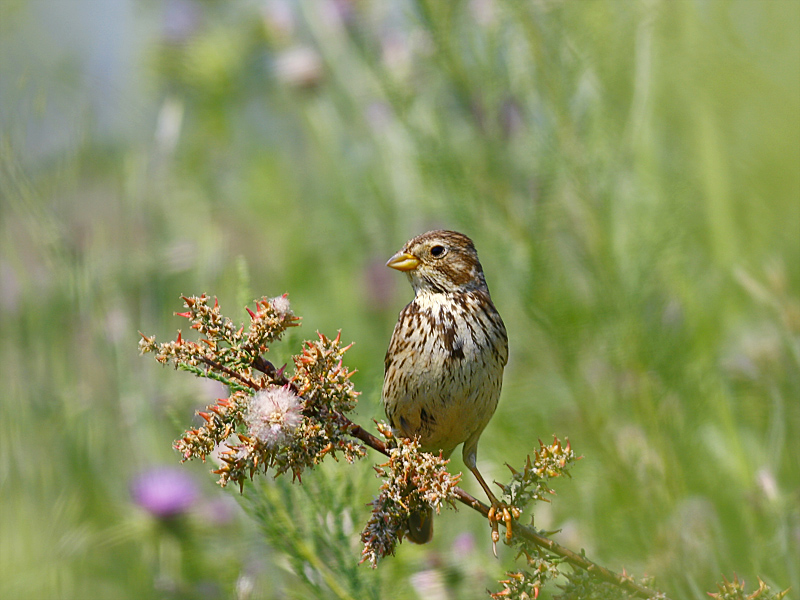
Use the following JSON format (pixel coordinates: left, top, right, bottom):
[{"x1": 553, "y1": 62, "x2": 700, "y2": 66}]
[{"x1": 487, "y1": 501, "x2": 521, "y2": 556}]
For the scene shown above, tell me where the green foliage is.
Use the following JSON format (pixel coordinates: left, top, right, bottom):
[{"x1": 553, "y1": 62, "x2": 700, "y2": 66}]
[
  {"x1": 1, "y1": 0, "x2": 798, "y2": 598},
  {"x1": 555, "y1": 567, "x2": 663, "y2": 600},
  {"x1": 239, "y1": 466, "x2": 384, "y2": 600}
]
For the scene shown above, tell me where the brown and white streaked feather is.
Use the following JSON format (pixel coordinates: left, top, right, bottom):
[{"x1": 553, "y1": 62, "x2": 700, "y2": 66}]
[{"x1": 382, "y1": 230, "x2": 508, "y2": 460}]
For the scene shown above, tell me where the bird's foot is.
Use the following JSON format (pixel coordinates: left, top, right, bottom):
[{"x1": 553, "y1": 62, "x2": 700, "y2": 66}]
[
  {"x1": 487, "y1": 500, "x2": 521, "y2": 557},
  {"x1": 466, "y1": 463, "x2": 521, "y2": 556}
]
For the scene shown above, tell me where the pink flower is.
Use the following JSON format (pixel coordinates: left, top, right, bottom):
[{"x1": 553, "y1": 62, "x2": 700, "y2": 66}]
[
  {"x1": 246, "y1": 386, "x2": 304, "y2": 448},
  {"x1": 131, "y1": 467, "x2": 199, "y2": 519}
]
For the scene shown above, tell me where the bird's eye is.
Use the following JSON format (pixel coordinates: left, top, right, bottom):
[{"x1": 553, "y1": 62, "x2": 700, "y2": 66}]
[{"x1": 430, "y1": 245, "x2": 446, "y2": 258}]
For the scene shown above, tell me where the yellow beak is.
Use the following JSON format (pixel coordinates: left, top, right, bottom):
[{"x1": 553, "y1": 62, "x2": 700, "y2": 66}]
[{"x1": 386, "y1": 251, "x2": 420, "y2": 272}]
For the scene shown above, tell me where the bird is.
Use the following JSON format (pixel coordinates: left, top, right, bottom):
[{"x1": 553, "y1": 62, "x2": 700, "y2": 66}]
[{"x1": 382, "y1": 229, "x2": 508, "y2": 544}]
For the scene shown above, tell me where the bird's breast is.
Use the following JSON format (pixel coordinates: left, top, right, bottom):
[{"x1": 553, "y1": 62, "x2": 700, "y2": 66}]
[{"x1": 381, "y1": 290, "x2": 507, "y2": 454}]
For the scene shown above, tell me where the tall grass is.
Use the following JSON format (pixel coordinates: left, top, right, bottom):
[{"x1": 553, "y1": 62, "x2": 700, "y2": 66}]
[{"x1": 1, "y1": 1, "x2": 797, "y2": 598}]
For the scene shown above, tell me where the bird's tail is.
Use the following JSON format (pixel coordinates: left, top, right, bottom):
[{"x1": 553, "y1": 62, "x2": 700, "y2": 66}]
[{"x1": 406, "y1": 505, "x2": 434, "y2": 544}]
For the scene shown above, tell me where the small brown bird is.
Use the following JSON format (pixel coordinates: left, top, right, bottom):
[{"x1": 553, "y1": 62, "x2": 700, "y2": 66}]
[{"x1": 382, "y1": 230, "x2": 508, "y2": 544}]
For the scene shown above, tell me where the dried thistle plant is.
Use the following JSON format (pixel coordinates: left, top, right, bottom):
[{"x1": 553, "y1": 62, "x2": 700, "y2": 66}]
[
  {"x1": 139, "y1": 294, "x2": 365, "y2": 491},
  {"x1": 360, "y1": 422, "x2": 461, "y2": 567},
  {"x1": 139, "y1": 294, "x2": 300, "y2": 392},
  {"x1": 707, "y1": 575, "x2": 790, "y2": 600},
  {"x1": 487, "y1": 436, "x2": 579, "y2": 549},
  {"x1": 501, "y1": 437, "x2": 578, "y2": 509},
  {"x1": 491, "y1": 556, "x2": 561, "y2": 600}
]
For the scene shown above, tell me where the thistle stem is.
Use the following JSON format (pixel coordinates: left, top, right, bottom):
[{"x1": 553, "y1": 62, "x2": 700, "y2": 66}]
[{"x1": 199, "y1": 356, "x2": 260, "y2": 389}]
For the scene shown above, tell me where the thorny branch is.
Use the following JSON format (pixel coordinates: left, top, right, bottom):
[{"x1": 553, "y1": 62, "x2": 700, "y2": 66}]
[{"x1": 343, "y1": 413, "x2": 667, "y2": 600}]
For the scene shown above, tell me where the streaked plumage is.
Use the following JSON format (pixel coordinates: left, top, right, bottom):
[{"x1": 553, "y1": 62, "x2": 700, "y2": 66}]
[{"x1": 382, "y1": 230, "x2": 508, "y2": 543}]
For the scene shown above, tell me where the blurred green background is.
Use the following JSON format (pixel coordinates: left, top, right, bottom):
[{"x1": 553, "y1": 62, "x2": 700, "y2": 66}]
[{"x1": 1, "y1": 1, "x2": 798, "y2": 598}]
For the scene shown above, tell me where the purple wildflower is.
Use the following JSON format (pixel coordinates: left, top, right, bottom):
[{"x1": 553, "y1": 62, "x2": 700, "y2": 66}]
[{"x1": 131, "y1": 466, "x2": 199, "y2": 519}]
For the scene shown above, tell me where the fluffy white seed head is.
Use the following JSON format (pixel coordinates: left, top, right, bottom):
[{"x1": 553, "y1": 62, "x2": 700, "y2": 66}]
[
  {"x1": 246, "y1": 386, "x2": 304, "y2": 448},
  {"x1": 269, "y1": 294, "x2": 292, "y2": 317}
]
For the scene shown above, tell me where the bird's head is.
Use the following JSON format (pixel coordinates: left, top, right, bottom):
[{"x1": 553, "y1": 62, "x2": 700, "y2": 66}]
[{"x1": 386, "y1": 230, "x2": 488, "y2": 294}]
